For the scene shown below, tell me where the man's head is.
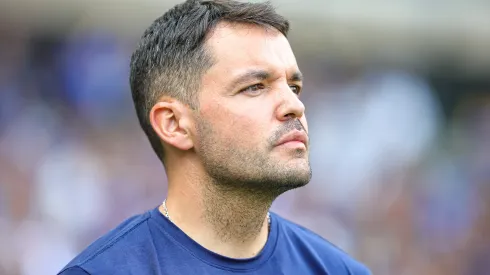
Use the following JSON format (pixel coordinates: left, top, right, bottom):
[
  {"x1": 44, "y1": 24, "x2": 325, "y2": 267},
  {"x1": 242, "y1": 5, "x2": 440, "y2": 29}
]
[{"x1": 130, "y1": 0, "x2": 311, "y2": 194}]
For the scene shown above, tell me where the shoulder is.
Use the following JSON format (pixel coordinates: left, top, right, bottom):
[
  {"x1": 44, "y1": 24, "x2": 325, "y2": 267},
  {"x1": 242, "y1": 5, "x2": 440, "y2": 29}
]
[
  {"x1": 272, "y1": 213, "x2": 372, "y2": 275},
  {"x1": 58, "y1": 210, "x2": 153, "y2": 275}
]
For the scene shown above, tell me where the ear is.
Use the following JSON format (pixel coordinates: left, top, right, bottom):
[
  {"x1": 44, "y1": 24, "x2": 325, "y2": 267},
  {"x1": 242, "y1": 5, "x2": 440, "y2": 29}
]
[{"x1": 149, "y1": 98, "x2": 194, "y2": 152}]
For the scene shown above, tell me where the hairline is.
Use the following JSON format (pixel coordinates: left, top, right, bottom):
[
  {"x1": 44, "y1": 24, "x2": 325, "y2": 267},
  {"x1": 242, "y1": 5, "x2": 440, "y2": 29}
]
[{"x1": 149, "y1": 20, "x2": 288, "y2": 109}]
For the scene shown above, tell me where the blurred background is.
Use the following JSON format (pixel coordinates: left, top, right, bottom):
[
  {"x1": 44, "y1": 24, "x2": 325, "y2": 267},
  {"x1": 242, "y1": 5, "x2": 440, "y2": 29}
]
[{"x1": 0, "y1": 0, "x2": 489, "y2": 274}]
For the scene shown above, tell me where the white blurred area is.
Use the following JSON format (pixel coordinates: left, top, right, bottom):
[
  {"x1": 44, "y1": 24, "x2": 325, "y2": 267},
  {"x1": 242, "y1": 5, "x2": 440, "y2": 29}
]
[
  {"x1": 0, "y1": 1, "x2": 489, "y2": 275},
  {"x1": 2, "y1": 0, "x2": 490, "y2": 70}
]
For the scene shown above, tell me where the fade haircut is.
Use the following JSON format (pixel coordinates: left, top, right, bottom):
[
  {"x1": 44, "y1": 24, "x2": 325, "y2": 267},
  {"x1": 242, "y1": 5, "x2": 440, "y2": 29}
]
[{"x1": 129, "y1": 0, "x2": 290, "y2": 162}]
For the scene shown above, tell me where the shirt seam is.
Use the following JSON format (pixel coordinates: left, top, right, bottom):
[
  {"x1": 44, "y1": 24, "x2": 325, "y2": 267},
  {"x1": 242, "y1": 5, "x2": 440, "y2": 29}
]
[
  {"x1": 77, "y1": 212, "x2": 151, "y2": 267},
  {"x1": 59, "y1": 265, "x2": 91, "y2": 274}
]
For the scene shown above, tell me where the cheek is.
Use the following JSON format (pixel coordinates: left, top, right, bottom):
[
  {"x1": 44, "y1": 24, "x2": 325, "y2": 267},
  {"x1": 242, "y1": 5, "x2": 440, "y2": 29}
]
[
  {"x1": 199, "y1": 95, "x2": 273, "y2": 145},
  {"x1": 226, "y1": 114, "x2": 259, "y2": 142},
  {"x1": 213, "y1": 108, "x2": 266, "y2": 146}
]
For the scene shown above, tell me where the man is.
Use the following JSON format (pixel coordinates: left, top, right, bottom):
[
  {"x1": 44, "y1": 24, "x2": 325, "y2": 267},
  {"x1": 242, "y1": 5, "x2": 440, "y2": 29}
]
[{"x1": 59, "y1": 0, "x2": 371, "y2": 274}]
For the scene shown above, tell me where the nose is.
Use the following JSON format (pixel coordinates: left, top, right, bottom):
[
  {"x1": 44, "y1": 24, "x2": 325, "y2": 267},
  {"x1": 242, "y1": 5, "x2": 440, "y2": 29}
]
[{"x1": 275, "y1": 85, "x2": 306, "y2": 122}]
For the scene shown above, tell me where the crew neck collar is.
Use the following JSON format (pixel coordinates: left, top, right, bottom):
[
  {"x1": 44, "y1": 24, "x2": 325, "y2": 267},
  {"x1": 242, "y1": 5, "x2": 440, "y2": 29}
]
[{"x1": 150, "y1": 207, "x2": 279, "y2": 271}]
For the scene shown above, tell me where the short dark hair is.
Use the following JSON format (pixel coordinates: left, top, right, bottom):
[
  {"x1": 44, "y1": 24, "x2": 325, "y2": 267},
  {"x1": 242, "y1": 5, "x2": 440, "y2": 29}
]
[{"x1": 129, "y1": 0, "x2": 290, "y2": 163}]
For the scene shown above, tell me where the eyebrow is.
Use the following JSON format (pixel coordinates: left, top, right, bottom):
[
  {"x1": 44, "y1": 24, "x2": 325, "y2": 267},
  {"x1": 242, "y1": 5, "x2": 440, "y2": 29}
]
[
  {"x1": 227, "y1": 69, "x2": 303, "y2": 91},
  {"x1": 289, "y1": 71, "x2": 303, "y2": 82}
]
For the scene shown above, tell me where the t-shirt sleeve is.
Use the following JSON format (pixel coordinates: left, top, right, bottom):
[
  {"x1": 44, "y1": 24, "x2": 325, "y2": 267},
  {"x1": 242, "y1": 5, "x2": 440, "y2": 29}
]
[{"x1": 58, "y1": 266, "x2": 91, "y2": 275}]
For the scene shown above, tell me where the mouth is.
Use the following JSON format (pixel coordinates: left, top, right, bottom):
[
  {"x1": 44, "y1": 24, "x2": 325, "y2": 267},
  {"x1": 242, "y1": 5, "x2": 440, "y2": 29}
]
[{"x1": 275, "y1": 130, "x2": 308, "y2": 148}]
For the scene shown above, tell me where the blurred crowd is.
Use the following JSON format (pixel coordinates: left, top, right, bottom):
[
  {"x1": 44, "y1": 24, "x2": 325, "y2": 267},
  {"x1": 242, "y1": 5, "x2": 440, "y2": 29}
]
[{"x1": 0, "y1": 27, "x2": 489, "y2": 275}]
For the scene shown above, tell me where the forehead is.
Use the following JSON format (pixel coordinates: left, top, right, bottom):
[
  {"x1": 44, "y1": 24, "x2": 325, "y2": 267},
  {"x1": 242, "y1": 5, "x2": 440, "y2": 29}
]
[{"x1": 203, "y1": 22, "x2": 298, "y2": 84}]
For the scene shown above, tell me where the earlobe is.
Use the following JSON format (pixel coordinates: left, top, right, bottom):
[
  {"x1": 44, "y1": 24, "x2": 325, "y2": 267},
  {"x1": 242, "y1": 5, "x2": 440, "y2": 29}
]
[{"x1": 149, "y1": 100, "x2": 194, "y2": 151}]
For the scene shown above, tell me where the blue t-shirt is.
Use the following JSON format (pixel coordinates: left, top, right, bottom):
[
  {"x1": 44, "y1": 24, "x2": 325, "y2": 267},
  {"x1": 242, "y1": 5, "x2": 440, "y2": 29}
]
[{"x1": 59, "y1": 207, "x2": 371, "y2": 274}]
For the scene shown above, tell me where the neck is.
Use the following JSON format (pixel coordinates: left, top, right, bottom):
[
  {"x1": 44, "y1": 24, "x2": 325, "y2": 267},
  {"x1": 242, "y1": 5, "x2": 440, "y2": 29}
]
[
  {"x1": 202, "y1": 183, "x2": 273, "y2": 244},
  {"x1": 162, "y1": 162, "x2": 275, "y2": 259}
]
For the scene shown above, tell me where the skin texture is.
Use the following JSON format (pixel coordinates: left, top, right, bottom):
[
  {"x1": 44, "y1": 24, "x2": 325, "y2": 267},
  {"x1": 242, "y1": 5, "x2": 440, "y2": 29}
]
[{"x1": 150, "y1": 22, "x2": 311, "y2": 259}]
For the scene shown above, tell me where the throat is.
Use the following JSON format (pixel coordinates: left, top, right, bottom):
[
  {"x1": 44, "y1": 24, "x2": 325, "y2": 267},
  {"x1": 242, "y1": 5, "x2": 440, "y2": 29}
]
[
  {"x1": 201, "y1": 185, "x2": 273, "y2": 246},
  {"x1": 162, "y1": 184, "x2": 275, "y2": 259},
  {"x1": 163, "y1": 199, "x2": 271, "y2": 238}
]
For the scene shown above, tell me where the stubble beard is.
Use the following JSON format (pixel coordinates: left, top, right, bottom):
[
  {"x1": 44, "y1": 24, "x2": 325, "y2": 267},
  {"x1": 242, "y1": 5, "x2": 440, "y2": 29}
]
[
  {"x1": 194, "y1": 117, "x2": 311, "y2": 242},
  {"x1": 195, "y1": 117, "x2": 312, "y2": 200}
]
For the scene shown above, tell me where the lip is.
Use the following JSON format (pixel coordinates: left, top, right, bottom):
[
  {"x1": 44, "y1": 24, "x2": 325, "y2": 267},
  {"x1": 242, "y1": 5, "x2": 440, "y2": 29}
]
[{"x1": 276, "y1": 130, "x2": 308, "y2": 147}]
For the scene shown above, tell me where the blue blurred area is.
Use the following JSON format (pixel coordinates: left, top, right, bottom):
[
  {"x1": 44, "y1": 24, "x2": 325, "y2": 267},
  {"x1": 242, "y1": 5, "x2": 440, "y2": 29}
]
[{"x1": 0, "y1": 10, "x2": 489, "y2": 275}]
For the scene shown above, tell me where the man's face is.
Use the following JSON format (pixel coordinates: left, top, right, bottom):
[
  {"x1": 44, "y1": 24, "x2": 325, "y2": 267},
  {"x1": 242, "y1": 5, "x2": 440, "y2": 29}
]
[{"x1": 193, "y1": 22, "x2": 311, "y2": 193}]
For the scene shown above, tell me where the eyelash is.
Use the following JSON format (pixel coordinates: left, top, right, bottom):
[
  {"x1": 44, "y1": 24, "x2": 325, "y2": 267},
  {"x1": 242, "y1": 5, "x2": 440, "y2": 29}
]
[
  {"x1": 240, "y1": 84, "x2": 302, "y2": 95},
  {"x1": 241, "y1": 83, "x2": 265, "y2": 94}
]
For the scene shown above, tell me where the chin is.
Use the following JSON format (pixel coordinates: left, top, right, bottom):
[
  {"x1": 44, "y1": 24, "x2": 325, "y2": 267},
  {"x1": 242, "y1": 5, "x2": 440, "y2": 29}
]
[
  {"x1": 274, "y1": 166, "x2": 312, "y2": 188},
  {"x1": 272, "y1": 175, "x2": 311, "y2": 194},
  {"x1": 284, "y1": 157, "x2": 310, "y2": 170}
]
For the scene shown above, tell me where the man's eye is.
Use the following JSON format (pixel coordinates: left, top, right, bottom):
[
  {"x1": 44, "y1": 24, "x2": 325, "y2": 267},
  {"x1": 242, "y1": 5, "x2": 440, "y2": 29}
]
[
  {"x1": 241, "y1": 84, "x2": 265, "y2": 95},
  {"x1": 290, "y1": 85, "x2": 301, "y2": 95}
]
